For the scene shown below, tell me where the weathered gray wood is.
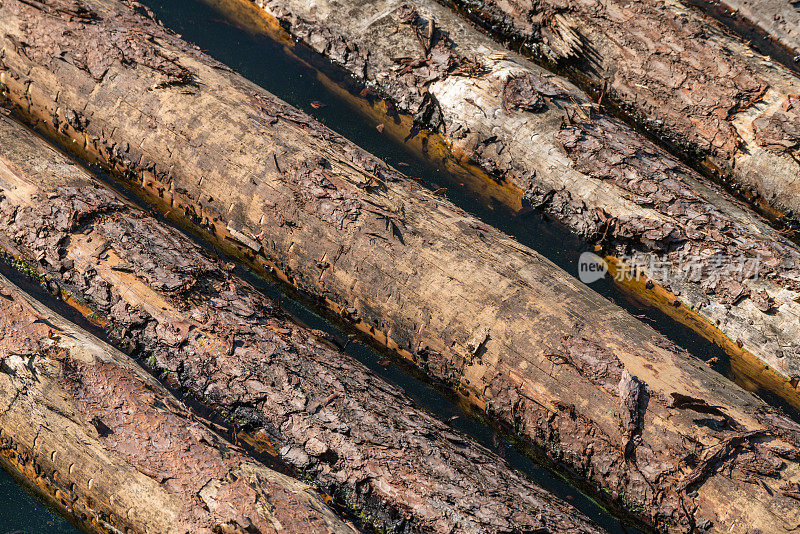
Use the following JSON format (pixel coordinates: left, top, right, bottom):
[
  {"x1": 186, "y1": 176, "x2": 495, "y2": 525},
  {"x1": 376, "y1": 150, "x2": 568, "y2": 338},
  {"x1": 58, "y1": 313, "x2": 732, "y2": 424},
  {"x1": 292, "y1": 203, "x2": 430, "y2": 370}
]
[
  {"x1": 0, "y1": 273, "x2": 356, "y2": 534},
  {"x1": 1, "y1": 1, "x2": 800, "y2": 531},
  {"x1": 241, "y1": 0, "x2": 800, "y2": 413},
  {"x1": 0, "y1": 115, "x2": 602, "y2": 534}
]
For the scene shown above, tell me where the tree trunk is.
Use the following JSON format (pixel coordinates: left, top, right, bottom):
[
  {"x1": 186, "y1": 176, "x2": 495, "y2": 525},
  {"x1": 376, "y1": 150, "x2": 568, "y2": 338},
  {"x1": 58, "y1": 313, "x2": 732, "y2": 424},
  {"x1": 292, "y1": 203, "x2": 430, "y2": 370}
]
[
  {"x1": 0, "y1": 115, "x2": 602, "y2": 534},
  {"x1": 1, "y1": 1, "x2": 800, "y2": 531},
  {"x1": 0, "y1": 273, "x2": 356, "y2": 534},
  {"x1": 239, "y1": 0, "x2": 800, "y2": 415},
  {"x1": 440, "y1": 0, "x2": 800, "y2": 218},
  {"x1": 701, "y1": 0, "x2": 799, "y2": 58}
]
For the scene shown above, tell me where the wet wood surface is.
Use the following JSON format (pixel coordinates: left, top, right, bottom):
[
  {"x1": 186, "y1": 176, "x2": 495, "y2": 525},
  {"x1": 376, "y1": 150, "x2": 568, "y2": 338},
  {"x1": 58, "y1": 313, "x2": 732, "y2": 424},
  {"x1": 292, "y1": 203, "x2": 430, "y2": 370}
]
[{"x1": 1, "y1": 1, "x2": 800, "y2": 531}]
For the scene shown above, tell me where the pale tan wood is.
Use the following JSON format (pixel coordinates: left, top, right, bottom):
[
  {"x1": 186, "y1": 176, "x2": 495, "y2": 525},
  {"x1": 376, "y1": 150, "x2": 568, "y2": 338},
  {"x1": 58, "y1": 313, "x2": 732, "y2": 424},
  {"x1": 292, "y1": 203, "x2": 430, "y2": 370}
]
[{"x1": 0, "y1": 273, "x2": 356, "y2": 534}]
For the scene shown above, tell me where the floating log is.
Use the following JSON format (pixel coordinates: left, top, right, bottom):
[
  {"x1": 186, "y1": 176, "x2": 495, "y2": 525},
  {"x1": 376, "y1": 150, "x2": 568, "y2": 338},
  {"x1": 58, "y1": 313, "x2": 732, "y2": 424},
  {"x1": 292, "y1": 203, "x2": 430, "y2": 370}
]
[
  {"x1": 240, "y1": 0, "x2": 800, "y2": 404},
  {"x1": 0, "y1": 115, "x2": 602, "y2": 534},
  {"x1": 0, "y1": 273, "x2": 355, "y2": 534},
  {"x1": 1, "y1": 1, "x2": 800, "y2": 531}
]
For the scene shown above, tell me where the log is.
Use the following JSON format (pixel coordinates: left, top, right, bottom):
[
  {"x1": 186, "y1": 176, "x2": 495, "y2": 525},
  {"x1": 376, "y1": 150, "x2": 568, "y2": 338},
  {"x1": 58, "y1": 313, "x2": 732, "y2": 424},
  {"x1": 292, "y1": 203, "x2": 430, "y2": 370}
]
[
  {"x1": 695, "y1": 0, "x2": 799, "y2": 58},
  {"x1": 0, "y1": 273, "x2": 356, "y2": 534},
  {"x1": 233, "y1": 0, "x2": 800, "y2": 411},
  {"x1": 439, "y1": 0, "x2": 800, "y2": 219},
  {"x1": 1, "y1": 1, "x2": 800, "y2": 530},
  {"x1": 0, "y1": 116, "x2": 603, "y2": 534}
]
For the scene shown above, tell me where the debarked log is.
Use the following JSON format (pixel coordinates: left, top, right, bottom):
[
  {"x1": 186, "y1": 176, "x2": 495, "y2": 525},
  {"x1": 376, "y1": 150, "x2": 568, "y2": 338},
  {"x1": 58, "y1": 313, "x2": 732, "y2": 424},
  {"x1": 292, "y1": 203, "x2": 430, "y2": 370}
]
[
  {"x1": 244, "y1": 0, "x2": 800, "y2": 398},
  {"x1": 0, "y1": 273, "x2": 356, "y2": 534},
  {"x1": 1, "y1": 1, "x2": 800, "y2": 530},
  {"x1": 0, "y1": 116, "x2": 603, "y2": 534},
  {"x1": 439, "y1": 0, "x2": 800, "y2": 221}
]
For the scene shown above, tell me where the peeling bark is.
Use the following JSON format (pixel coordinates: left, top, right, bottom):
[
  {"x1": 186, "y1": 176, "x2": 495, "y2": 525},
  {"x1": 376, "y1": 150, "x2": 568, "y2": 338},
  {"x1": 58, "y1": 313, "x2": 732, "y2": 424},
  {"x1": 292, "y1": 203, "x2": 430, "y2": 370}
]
[
  {"x1": 618, "y1": 370, "x2": 643, "y2": 460},
  {"x1": 1, "y1": 2, "x2": 800, "y2": 531},
  {"x1": 0, "y1": 274, "x2": 356, "y2": 534},
  {"x1": 0, "y1": 116, "x2": 601, "y2": 534},
  {"x1": 752, "y1": 93, "x2": 800, "y2": 151},
  {"x1": 443, "y1": 0, "x2": 800, "y2": 219},
  {"x1": 238, "y1": 0, "x2": 800, "y2": 394}
]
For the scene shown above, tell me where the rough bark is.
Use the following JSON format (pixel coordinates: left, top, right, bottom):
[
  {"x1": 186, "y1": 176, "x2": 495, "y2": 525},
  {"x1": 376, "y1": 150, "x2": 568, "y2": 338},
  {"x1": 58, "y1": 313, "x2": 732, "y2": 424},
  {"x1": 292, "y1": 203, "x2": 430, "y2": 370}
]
[
  {"x1": 1, "y1": 1, "x2": 800, "y2": 531},
  {"x1": 0, "y1": 117, "x2": 601, "y2": 534},
  {"x1": 0, "y1": 273, "x2": 356, "y2": 534},
  {"x1": 441, "y1": 0, "x2": 800, "y2": 219},
  {"x1": 241, "y1": 0, "x2": 800, "y2": 408}
]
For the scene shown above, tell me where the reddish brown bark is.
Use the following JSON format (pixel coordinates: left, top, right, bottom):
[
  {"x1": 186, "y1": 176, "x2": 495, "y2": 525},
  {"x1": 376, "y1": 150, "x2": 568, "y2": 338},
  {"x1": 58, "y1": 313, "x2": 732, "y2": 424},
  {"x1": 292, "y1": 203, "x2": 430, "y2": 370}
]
[{"x1": 0, "y1": 275, "x2": 356, "y2": 534}]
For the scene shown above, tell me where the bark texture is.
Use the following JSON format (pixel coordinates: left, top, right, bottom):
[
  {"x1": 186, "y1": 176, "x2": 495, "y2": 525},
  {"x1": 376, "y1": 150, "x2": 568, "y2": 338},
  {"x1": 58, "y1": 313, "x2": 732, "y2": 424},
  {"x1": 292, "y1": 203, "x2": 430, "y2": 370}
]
[
  {"x1": 0, "y1": 116, "x2": 602, "y2": 534},
  {"x1": 445, "y1": 0, "x2": 800, "y2": 208},
  {"x1": 245, "y1": 0, "x2": 800, "y2": 403},
  {"x1": 0, "y1": 273, "x2": 356, "y2": 534},
  {"x1": 1, "y1": 1, "x2": 800, "y2": 531},
  {"x1": 442, "y1": 0, "x2": 800, "y2": 219}
]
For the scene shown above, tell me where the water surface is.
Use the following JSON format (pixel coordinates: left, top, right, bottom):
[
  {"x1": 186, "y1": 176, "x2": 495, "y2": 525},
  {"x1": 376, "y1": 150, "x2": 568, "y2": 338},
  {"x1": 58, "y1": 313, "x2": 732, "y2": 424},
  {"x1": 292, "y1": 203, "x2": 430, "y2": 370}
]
[{"x1": 0, "y1": 465, "x2": 81, "y2": 534}]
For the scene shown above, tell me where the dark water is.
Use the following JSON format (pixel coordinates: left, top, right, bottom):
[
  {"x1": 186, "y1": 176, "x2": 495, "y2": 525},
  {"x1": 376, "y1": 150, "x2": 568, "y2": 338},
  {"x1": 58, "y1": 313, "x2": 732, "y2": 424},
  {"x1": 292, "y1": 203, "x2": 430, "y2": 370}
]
[{"x1": 0, "y1": 466, "x2": 81, "y2": 534}]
